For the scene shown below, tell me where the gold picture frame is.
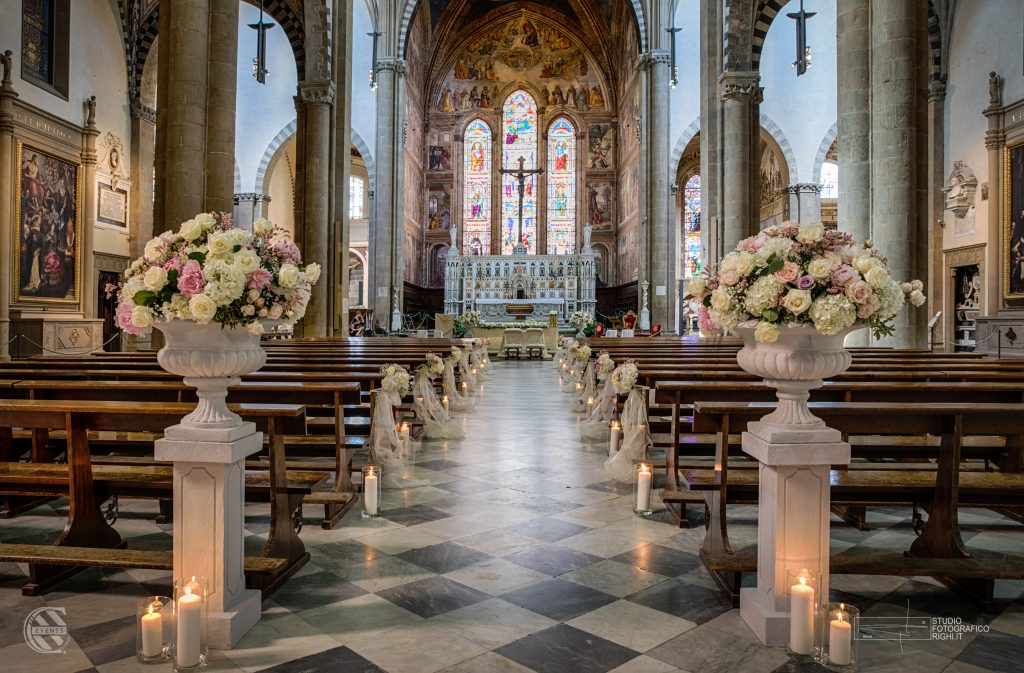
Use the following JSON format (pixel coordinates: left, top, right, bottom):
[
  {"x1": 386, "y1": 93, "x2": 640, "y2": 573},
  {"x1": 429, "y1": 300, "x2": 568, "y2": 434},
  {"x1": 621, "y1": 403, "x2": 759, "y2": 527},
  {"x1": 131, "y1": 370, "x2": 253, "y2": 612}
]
[{"x1": 13, "y1": 140, "x2": 83, "y2": 305}]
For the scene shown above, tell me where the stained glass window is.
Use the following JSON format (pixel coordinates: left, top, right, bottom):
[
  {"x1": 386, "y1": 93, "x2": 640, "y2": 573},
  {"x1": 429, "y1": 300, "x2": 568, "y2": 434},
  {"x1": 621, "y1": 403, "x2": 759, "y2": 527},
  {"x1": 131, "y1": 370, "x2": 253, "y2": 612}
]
[
  {"x1": 349, "y1": 176, "x2": 364, "y2": 219},
  {"x1": 820, "y1": 161, "x2": 839, "y2": 199},
  {"x1": 546, "y1": 117, "x2": 576, "y2": 255},
  {"x1": 463, "y1": 119, "x2": 492, "y2": 255},
  {"x1": 501, "y1": 91, "x2": 538, "y2": 254},
  {"x1": 682, "y1": 175, "x2": 702, "y2": 278},
  {"x1": 22, "y1": 0, "x2": 54, "y2": 83}
]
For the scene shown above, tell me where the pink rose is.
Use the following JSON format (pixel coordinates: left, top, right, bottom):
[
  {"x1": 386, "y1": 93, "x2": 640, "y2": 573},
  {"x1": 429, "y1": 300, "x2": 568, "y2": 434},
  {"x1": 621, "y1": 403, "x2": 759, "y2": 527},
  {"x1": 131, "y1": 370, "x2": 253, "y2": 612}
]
[
  {"x1": 752, "y1": 233, "x2": 767, "y2": 250},
  {"x1": 247, "y1": 268, "x2": 272, "y2": 290},
  {"x1": 698, "y1": 306, "x2": 717, "y2": 335},
  {"x1": 720, "y1": 269, "x2": 741, "y2": 286},
  {"x1": 163, "y1": 258, "x2": 183, "y2": 273},
  {"x1": 115, "y1": 302, "x2": 146, "y2": 336},
  {"x1": 845, "y1": 280, "x2": 874, "y2": 305},
  {"x1": 177, "y1": 260, "x2": 206, "y2": 297},
  {"x1": 273, "y1": 239, "x2": 301, "y2": 262},
  {"x1": 268, "y1": 304, "x2": 284, "y2": 320},
  {"x1": 737, "y1": 236, "x2": 758, "y2": 253},
  {"x1": 856, "y1": 294, "x2": 880, "y2": 319},
  {"x1": 831, "y1": 264, "x2": 860, "y2": 287},
  {"x1": 775, "y1": 261, "x2": 800, "y2": 284}
]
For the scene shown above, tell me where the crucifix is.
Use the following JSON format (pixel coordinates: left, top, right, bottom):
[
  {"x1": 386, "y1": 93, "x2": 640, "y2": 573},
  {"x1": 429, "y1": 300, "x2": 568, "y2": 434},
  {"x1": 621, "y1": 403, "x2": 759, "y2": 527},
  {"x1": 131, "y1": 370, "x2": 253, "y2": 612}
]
[
  {"x1": 786, "y1": 0, "x2": 815, "y2": 76},
  {"x1": 248, "y1": 0, "x2": 274, "y2": 84},
  {"x1": 498, "y1": 155, "x2": 544, "y2": 253}
]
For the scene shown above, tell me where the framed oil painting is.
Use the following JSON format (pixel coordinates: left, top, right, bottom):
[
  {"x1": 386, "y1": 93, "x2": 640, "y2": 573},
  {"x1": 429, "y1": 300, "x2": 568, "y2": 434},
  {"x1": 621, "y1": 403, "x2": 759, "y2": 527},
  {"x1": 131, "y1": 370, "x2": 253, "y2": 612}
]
[
  {"x1": 1005, "y1": 141, "x2": 1024, "y2": 299},
  {"x1": 14, "y1": 141, "x2": 82, "y2": 304}
]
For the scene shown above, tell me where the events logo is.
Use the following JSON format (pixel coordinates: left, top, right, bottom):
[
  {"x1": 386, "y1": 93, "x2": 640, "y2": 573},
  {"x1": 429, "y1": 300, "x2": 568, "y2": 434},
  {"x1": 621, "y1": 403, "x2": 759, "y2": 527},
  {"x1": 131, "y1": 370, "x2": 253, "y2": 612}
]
[{"x1": 23, "y1": 607, "x2": 69, "y2": 654}]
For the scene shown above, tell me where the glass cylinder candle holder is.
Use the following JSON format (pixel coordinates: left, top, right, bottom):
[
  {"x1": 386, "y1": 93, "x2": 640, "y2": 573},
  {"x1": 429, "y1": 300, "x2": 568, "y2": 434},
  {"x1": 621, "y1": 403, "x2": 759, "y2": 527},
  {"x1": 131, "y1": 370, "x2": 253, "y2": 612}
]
[
  {"x1": 442, "y1": 395, "x2": 450, "y2": 413},
  {"x1": 173, "y1": 577, "x2": 208, "y2": 671},
  {"x1": 362, "y1": 464, "x2": 382, "y2": 518},
  {"x1": 136, "y1": 596, "x2": 172, "y2": 664},
  {"x1": 608, "y1": 420, "x2": 621, "y2": 456},
  {"x1": 633, "y1": 462, "x2": 654, "y2": 515},
  {"x1": 786, "y1": 569, "x2": 820, "y2": 657},
  {"x1": 821, "y1": 602, "x2": 859, "y2": 670}
]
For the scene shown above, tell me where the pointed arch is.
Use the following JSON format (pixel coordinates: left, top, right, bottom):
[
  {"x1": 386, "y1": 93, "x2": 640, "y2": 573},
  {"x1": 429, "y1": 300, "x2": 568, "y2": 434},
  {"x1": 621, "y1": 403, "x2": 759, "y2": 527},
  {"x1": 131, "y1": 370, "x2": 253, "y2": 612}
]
[
  {"x1": 546, "y1": 115, "x2": 577, "y2": 254},
  {"x1": 500, "y1": 90, "x2": 539, "y2": 254},
  {"x1": 463, "y1": 117, "x2": 492, "y2": 255}
]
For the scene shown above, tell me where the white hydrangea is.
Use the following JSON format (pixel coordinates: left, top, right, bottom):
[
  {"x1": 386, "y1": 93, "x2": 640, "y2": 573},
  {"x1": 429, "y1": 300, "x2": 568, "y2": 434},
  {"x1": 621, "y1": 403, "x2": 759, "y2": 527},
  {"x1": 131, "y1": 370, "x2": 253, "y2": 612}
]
[
  {"x1": 756, "y1": 237, "x2": 795, "y2": 264},
  {"x1": 808, "y1": 294, "x2": 857, "y2": 335},
  {"x1": 875, "y1": 279, "x2": 906, "y2": 320},
  {"x1": 225, "y1": 228, "x2": 255, "y2": 248},
  {"x1": 202, "y1": 259, "x2": 247, "y2": 305},
  {"x1": 743, "y1": 275, "x2": 785, "y2": 316},
  {"x1": 159, "y1": 293, "x2": 193, "y2": 321}
]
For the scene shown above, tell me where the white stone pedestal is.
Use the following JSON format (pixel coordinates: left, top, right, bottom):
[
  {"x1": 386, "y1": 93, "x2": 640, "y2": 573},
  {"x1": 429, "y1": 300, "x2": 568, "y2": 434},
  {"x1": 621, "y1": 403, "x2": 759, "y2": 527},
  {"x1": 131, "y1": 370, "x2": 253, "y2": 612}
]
[
  {"x1": 154, "y1": 422, "x2": 264, "y2": 649},
  {"x1": 739, "y1": 420, "x2": 850, "y2": 647}
]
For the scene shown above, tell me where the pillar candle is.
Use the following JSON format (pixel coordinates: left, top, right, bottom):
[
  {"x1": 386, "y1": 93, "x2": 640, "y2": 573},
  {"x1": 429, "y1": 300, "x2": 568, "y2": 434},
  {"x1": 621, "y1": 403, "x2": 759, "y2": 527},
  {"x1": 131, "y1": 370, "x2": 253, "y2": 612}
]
[
  {"x1": 829, "y1": 612, "x2": 852, "y2": 665},
  {"x1": 140, "y1": 606, "x2": 163, "y2": 657},
  {"x1": 364, "y1": 469, "x2": 379, "y2": 516},
  {"x1": 789, "y1": 578, "x2": 815, "y2": 655},
  {"x1": 442, "y1": 396, "x2": 450, "y2": 413},
  {"x1": 636, "y1": 464, "x2": 652, "y2": 512},
  {"x1": 400, "y1": 422, "x2": 410, "y2": 439},
  {"x1": 586, "y1": 397, "x2": 595, "y2": 417},
  {"x1": 609, "y1": 422, "x2": 621, "y2": 455},
  {"x1": 176, "y1": 590, "x2": 202, "y2": 668},
  {"x1": 462, "y1": 381, "x2": 468, "y2": 393}
]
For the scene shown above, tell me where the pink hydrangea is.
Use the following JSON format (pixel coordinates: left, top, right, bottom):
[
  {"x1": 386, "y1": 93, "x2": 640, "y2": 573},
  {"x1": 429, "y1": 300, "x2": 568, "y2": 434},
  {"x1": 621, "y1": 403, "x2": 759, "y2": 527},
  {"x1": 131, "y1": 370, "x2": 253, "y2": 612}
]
[
  {"x1": 177, "y1": 259, "x2": 206, "y2": 297},
  {"x1": 163, "y1": 258, "x2": 183, "y2": 273},
  {"x1": 698, "y1": 306, "x2": 716, "y2": 334},
  {"x1": 115, "y1": 302, "x2": 146, "y2": 336},
  {"x1": 273, "y1": 239, "x2": 301, "y2": 262},
  {"x1": 247, "y1": 268, "x2": 272, "y2": 290}
]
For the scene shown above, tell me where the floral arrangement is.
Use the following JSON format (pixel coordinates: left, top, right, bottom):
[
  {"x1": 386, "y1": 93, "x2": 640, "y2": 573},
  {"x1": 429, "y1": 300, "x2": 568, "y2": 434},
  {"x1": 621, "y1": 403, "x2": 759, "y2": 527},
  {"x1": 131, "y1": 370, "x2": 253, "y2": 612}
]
[
  {"x1": 610, "y1": 360, "x2": 639, "y2": 393},
  {"x1": 575, "y1": 344, "x2": 592, "y2": 362},
  {"x1": 447, "y1": 346, "x2": 463, "y2": 363},
  {"x1": 557, "y1": 335, "x2": 567, "y2": 347},
  {"x1": 596, "y1": 351, "x2": 616, "y2": 376},
  {"x1": 480, "y1": 321, "x2": 549, "y2": 329},
  {"x1": 569, "y1": 311, "x2": 595, "y2": 329},
  {"x1": 459, "y1": 310, "x2": 481, "y2": 326},
  {"x1": 380, "y1": 364, "x2": 411, "y2": 396},
  {"x1": 684, "y1": 222, "x2": 926, "y2": 342},
  {"x1": 425, "y1": 353, "x2": 444, "y2": 376},
  {"x1": 113, "y1": 213, "x2": 319, "y2": 336}
]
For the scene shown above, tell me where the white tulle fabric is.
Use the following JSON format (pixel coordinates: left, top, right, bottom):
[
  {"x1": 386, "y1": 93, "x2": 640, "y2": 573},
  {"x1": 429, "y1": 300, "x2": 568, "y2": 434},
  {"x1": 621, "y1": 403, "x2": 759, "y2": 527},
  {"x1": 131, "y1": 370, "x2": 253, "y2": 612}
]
[
  {"x1": 413, "y1": 369, "x2": 464, "y2": 439},
  {"x1": 443, "y1": 359, "x2": 474, "y2": 412},
  {"x1": 579, "y1": 373, "x2": 616, "y2": 441},
  {"x1": 604, "y1": 388, "x2": 652, "y2": 482},
  {"x1": 459, "y1": 352, "x2": 478, "y2": 390},
  {"x1": 369, "y1": 390, "x2": 423, "y2": 487},
  {"x1": 470, "y1": 346, "x2": 488, "y2": 380},
  {"x1": 570, "y1": 361, "x2": 595, "y2": 413}
]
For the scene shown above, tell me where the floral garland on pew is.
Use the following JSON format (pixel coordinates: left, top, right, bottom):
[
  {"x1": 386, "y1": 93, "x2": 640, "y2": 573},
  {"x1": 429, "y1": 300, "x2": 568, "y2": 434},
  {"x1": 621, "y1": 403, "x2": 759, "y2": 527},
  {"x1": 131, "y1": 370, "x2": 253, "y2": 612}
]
[
  {"x1": 605, "y1": 360, "x2": 651, "y2": 482},
  {"x1": 570, "y1": 344, "x2": 594, "y2": 413},
  {"x1": 442, "y1": 347, "x2": 474, "y2": 412},
  {"x1": 412, "y1": 353, "x2": 464, "y2": 440},
  {"x1": 580, "y1": 351, "x2": 618, "y2": 441},
  {"x1": 370, "y1": 364, "x2": 419, "y2": 487}
]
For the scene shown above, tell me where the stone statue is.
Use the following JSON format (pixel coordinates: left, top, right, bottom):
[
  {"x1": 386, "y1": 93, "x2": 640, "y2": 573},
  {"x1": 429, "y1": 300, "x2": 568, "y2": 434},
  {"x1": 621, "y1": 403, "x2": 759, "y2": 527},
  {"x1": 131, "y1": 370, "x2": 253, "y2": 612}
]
[
  {"x1": 450, "y1": 222, "x2": 458, "y2": 250},
  {"x1": 1, "y1": 50, "x2": 12, "y2": 89},
  {"x1": 85, "y1": 95, "x2": 97, "y2": 127},
  {"x1": 989, "y1": 71, "x2": 1004, "y2": 108},
  {"x1": 582, "y1": 224, "x2": 592, "y2": 251}
]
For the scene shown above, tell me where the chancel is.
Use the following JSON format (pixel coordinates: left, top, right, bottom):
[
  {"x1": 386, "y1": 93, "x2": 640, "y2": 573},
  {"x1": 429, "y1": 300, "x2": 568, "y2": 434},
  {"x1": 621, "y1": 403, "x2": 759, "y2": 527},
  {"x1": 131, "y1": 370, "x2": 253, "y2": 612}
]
[{"x1": 1, "y1": 1, "x2": 1024, "y2": 672}]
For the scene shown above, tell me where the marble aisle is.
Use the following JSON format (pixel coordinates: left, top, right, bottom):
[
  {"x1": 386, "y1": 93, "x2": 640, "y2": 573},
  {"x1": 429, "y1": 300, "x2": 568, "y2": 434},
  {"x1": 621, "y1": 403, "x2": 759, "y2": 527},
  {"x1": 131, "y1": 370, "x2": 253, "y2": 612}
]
[{"x1": 0, "y1": 361, "x2": 1022, "y2": 672}]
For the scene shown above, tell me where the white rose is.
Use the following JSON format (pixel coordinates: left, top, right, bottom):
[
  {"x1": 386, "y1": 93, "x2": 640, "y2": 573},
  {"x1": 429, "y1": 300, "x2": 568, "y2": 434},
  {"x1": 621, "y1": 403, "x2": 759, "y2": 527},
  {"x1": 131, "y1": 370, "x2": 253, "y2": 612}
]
[
  {"x1": 796, "y1": 224, "x2": 824, "y2": 244},
  {"x1": 207, "y1": 232, "x2": 232, "y2": 257},
  {"x1": 268, "y1": 304, "x2": 284, "y2": 319},
  {"x1": 143, "y1": 237, "x2": 165, "y2": 262},
  {"x1": 247, "y1": 322, "x2": 265, "y2": 336},
  {"x1": 754, "y1": 321, "x2": 780, "y2": 343},
  {"x1": 179, "y1": 218, "x2": 203, "y2": 242},
  {"x1": 188, "y1": 294, "x2": 217, "y2": 323},
  {"x1": 195, "y1": 212, "x2": 217, "y2": 230},
  {"x1": 852, "y1": 255, "x2": 881, "y2": 273},
  {"x1": 710, "y1": 289, "x2": 732, "y2": 313},
  {"x1": 909, "y1": 289, "x2": 927, "y2": 307},
  {"x1": 864, "y1": 265, "x2": 890, "y2": 289},
  {"x1": 733, "y1": 252, "x2": 756, "y2": 275},
  {"x1": 235, "y1": 250, "x2": 261, "y2": 274},
  {"x1": 304, "y1": 263, "x2": 322, "y2": 284},
  {"x1": 131, "y1": 305, "x2": 154, "y2": 329},
  {"x1": 807, "y1": 258, "x2": 833, "y2": 280},
  {"x1": 253, "y1": 218, "x2": 274, "y2": 235},
  {"x1": 782, "y1": 289, "x2": 812, "y2": 315},
  {"x1": 248, "y1": 288, "x2": 261, "y2": 302},
  {"x1": 900, "y1": 282, "x2": 913, "y2": 294},
  {"x1": 911, "y1": 279, "x2": 924, "y2": 292},
  {"x1": 278, "y1": 263, "x2": 300, "y2": 288},
  {"x1": 143, "y1": 266, "x2": 168, "y2": 292},
  {"x1": 719, "y1": 253, "x2": 739, "y2": 273},
  {"x1": 241, "y1": 305, "x2": 255, "y2": 316},
  {"x1": 684, "y1": 277, "x2": 706, "y2": 298}
]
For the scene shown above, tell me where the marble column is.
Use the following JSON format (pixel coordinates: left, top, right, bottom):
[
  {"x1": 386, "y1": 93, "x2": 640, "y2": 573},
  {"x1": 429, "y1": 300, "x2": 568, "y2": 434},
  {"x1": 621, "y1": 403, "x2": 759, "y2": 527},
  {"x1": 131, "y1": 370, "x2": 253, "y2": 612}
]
[
  {"x1": 204, "y1": 0, "x2": 238, "y2": 214},
  {"x1": 644, "y1": 52, "x2": 674, "y2": 332},
  {"x1": 333, "y1": 0, "x2": 355, "y2": 334},
  {"x1": 983, "y1": 79, "x2": 1005, "y2": 315},
  {"x1": 0, "y1": 51, "x2": 17, "y2": 361},
  {"x1": 927, "y1": 78, "x2": 947, "y2": 349},
  {"x1": 700, "y1": 0, "x2": 723, "y2": 264},
  {"x1": 232, "y1": 193, "x2": 270, "y2": 230},
  {"x1": 870, "y1": 0, "x2": 920, "y2": 347},
  {"x1": 720, "y1": 71, "x2": 760, "y2": 252},
  {"x1": 785, "y1": 183, "x2": 822, "y2": 224},
  {"x1": 81, "y1": 98, "x2": 100, "y2": 321},
  {"x1": 297, "y1": 82, "x2": 334, "y2": 337},
  {"x1": 370, "y1": 58, "x2": 406, "y2": 325},
  {"x1": 837, "y1": 0, "x2": 871, "y2": 244},
  {"x1": 129, "y1": 99, "x2": 156, "y2": 259}
]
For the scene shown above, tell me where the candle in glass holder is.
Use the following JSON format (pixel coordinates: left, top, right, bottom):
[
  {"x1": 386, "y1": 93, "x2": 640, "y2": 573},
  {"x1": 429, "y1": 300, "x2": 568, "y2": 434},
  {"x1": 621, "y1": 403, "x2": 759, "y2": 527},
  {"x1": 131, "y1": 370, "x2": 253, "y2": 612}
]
[
  {"x1": 586, "y1": 397, "x2": 595, "y2": 417},
  {"x1": 400, "y1": 422, "x2": 411, "y2": 439},
  {"x1": 635, "y1": 463, "x2": 652, "y2": 512},
  {"x1": 461, "y1": 381, "x2": 468, "y2": 393},
  {"x1": 364, "y1": 467, "x2": 379, "y2": 516},
  {"x1": 140, "y1": 603, "x2": 163, "y2": 657},
  {"x1": 829, "y1": 608, "x2": 852, "y2": 665},
  {"x1": 789, "y1": 576, "x2": 815, "y2": 655},
  {"x1": 442, "y1": 395, "x2": 450, "y2": 413},
  {"x1": 176, "y1": 585, "x2": 202, "y2": 668},
  {"x1": 609, "y1": 421, "x2": 621, "y2": 455}
]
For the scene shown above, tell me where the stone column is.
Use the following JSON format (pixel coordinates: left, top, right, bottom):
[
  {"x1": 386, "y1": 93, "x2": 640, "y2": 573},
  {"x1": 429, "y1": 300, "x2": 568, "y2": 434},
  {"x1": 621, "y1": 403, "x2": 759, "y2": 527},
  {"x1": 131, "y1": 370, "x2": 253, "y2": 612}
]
[
  {"x1": 296, "y1": 83, "x2": 334, "y2": 337},
  {"x1": 720, "y1": 71, "x2": 760, "y2": 252},
  {"x1": 81, "y1": 98, "x2": 100, "y2": 320},
  {"x1": 0, "y1": 51, "x2": 17, "y2": 361},
  {"x1": 870, "y1": 0, "x2": 920, "y2": 347},
  {"x1": 785, "y1": 183, "x2": 822, "y2": 224},
  {"x1": 927, "y1": 78, "x2": 947, "y2": 349},
  {"x1": 232, "y1": 193, "x2": 269, "y2": 230},
  {"x1": 837, "y1": 0, "x2": 871, "y2": 244},
  {"x1": 370, "y1": 58, "x2": 406, "y2": 324},
  {"x1": 644, "y1": 52, "x2": 674, "y2": 332},
  {"x1": 333, "y1": 0, "x2": 355, "y2": 334},
  {"x1": 984, "y1": 105, "x2": 1005, "y2": 317},
  {"x1": 204, "y1": 0, "x2": 238, "y2": 214},
  {"x1": 129, "y1": 100, "x2": 156, "y2": 259},
  {"x1": 700, "y1": 0, "x2": 723, "y2": 264}
]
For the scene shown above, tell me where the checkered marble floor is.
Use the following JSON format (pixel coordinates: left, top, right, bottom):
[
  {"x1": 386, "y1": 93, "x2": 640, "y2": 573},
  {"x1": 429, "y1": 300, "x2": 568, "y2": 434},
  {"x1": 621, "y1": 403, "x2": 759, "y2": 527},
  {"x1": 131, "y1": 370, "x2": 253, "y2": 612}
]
[{"x1": 1, "y1": 360, "x2": 1023, "y2": 673}]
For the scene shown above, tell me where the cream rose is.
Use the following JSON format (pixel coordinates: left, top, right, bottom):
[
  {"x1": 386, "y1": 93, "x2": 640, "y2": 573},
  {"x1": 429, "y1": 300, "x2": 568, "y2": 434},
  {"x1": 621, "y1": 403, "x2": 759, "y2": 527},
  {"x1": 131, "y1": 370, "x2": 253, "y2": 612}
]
[
  {"x1": 253, "y1": 218, "x2": 274, "y2": 235},
  {"x1": 207, "y1": 232, "x2": 233, "y2": 257},
  {"x1": 782, "y1": 289, "x2": 812, "y2": 315},
  {"x1": 754, "y1": 321, "x2": 780, "y2": 343},
  {"x1": 188, "y1": 293, "x2": 217, "y2": 323},
  {"x1": 268, "y1": 303, "x2": 284, "y2": 319},
  {"x1": 807, "y1": 258, "x2": 834, "y2": 280},
  {"x1": 684, "y1": 277, "x2": 707, "y2": 298},
  {"x1": 131, "y1": 305, "x2": 154, "y2": 329},
  {"x1": 235, "y1": 250, "x2": 261, "y2": 274},
  {"x1": 720, "y1": 270, "x2": 741, "y2": 286},
  {"x1": 845, "y1": 280, "x2": 874, "y2": 305},
  {"x1": 247, "y1": 322, "x2": 265, "y2": 336},
  {"x1": 143, "y1": 266, "x2": 168, "y2": 292},
  {"x1": 179, "y1": 218, "x2": 203, "y2": 242},
  {"x1": 796, "y1": 224, "x2": 824, "y2": 244},
  {"x1": 864, "y1": 265, "x2": 890, "y2": 289},
  {"x1": 194, "y1": 212, "x2": 216, "y2": 230},
  {"x1": 305, "y1": 262, "x2": 322, "y2": 284},
  {"x1": 733, "y1": 252, "x2": 756, "y2": 275},
  {"x1": 853, "y1": 255, "x2": 881, "y2": 273},
  {"x1": 278, "y1": 263, "x2": 300, "y2": 288},
  {"x1": 776, "y1": 261, "x2": 800, "y2": 283},
  {"x1": 710, "y1": 289, "x2": 732, "y2": 312},
  {"x1": 909, "y1": 289, "x2": 927, "y2": 307},
  {"x1": 143, "y1": 237, "x2": 164, "y2": 262}
]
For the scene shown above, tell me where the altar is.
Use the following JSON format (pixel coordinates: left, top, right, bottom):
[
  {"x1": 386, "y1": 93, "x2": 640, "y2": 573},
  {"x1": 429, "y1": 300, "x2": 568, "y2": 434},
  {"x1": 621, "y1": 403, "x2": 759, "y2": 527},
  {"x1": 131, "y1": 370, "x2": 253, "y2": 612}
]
[{"x1": 443, "y1": 251, "x2": 596, "y2": 324}]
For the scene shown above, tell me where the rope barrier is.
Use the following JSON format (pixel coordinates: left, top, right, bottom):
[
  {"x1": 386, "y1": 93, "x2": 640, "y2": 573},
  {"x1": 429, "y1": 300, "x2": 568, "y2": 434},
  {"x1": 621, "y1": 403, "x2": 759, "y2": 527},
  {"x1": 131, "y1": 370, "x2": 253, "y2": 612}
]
[{"x1": 9, "y1": 332, "x2": 123, "y2": 358}]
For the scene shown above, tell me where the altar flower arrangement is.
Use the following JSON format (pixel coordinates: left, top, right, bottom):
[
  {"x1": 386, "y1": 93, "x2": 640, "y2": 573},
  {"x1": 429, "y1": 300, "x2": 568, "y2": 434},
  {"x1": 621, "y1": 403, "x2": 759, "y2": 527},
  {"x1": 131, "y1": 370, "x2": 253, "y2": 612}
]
[
  {"x1": 479, "y1": 320, "x2": 548, "y2": 329},
  {"x1": 425, "y1": 352, "x2": 444, "y2": 376},
  {"x1": 610, "y1": 360, "x2": 639, "y2": 393},
  {"x1": 114, "y1": 213, "x2": 319, "y2": 336},
  {"x1": 596, "y1": 351, "x2": 616, "y2": 376},
  {"x1": 684, "y1": 222, "x2": 927, "y2": 342},
  {"x1": 380, "y1": 364, "x2": 412, "y2": 396},
  {"x1": 569, "y1": 311, "x2": 595, "y2": 330},
  {"x1": 459, "y1": 310, "x2": 481, "y2": 326}
]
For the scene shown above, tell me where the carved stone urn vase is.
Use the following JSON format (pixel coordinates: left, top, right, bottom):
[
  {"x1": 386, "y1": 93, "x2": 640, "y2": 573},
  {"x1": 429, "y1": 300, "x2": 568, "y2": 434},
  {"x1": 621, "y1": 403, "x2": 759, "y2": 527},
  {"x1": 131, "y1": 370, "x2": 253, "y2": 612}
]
[{"x1": 155, "y1": 320, "x2": 267, "y2": 436}]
